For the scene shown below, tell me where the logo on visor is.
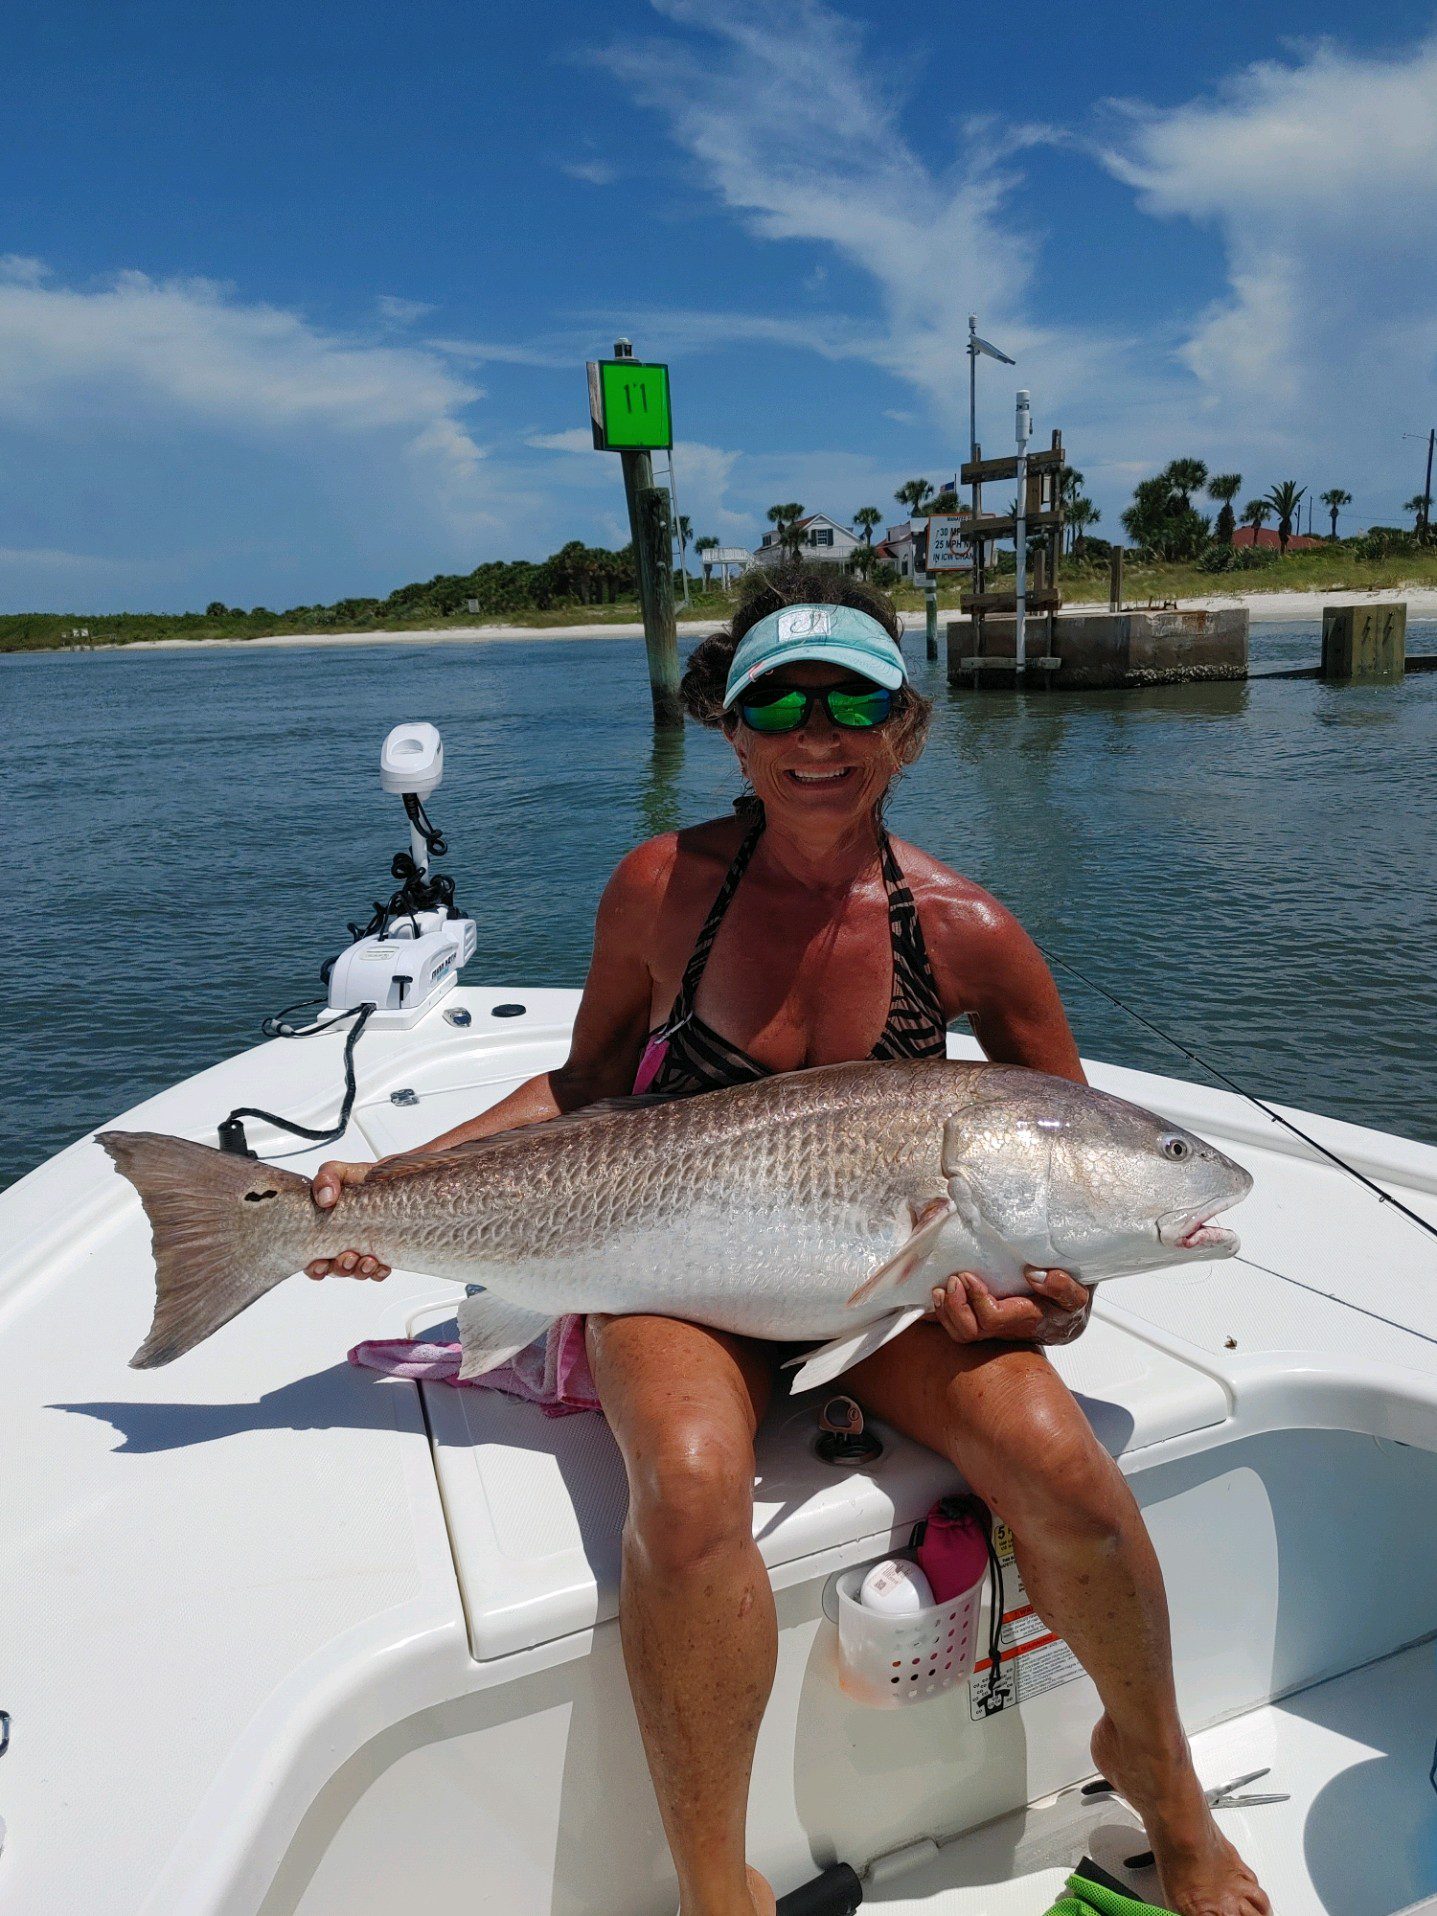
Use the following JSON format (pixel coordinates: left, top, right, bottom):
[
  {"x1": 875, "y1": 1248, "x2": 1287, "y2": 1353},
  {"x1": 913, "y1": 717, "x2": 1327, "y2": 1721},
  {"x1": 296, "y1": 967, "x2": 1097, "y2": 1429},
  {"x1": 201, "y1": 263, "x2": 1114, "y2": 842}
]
[{"x1": 776, "y1": 607, "x2": 834, "y2": 642}]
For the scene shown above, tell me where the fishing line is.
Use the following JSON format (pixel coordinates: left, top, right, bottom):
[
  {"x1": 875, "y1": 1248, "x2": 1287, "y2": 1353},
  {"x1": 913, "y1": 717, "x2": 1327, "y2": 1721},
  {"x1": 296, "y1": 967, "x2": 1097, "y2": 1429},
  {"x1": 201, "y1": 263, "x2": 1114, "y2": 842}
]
[
  {"x1": 1037, "y1": 944, "x2": 1437, "y2": 1250},
  {"x1": 1232, "y1": 1254, "x2": 1437, "y2": 1349}
]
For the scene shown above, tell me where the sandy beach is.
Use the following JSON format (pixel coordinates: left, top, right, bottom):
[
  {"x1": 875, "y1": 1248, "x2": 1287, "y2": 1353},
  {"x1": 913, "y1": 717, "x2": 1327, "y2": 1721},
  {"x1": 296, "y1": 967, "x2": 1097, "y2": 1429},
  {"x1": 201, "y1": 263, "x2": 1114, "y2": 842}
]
[{"x1": 84, "y1": 583, "x2": 1437, "y2": 652}]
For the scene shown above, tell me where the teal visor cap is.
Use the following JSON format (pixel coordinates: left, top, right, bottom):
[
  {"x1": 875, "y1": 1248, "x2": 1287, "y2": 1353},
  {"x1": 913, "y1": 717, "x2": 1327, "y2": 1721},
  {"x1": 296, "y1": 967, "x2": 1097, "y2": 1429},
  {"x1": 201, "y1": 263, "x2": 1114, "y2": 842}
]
[{"x1": 722, "y1": 603, "x2": 908, "y2": 710}]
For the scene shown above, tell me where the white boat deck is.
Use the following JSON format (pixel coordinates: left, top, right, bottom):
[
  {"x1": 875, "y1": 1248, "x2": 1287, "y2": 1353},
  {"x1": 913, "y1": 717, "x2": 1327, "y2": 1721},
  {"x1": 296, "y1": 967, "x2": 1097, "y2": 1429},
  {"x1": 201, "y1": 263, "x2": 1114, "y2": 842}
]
[
  {"x1": 874, "y1": 1638, "x2": 1437, "y2": 1914},
  {"x1": 1, "y1": 985, "x2": 1434, "y2": 1915}
]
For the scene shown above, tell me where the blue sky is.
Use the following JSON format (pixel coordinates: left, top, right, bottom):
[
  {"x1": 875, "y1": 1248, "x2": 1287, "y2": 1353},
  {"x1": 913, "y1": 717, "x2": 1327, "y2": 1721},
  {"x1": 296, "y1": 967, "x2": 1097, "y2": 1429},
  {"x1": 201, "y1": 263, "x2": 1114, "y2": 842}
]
[{"x1": 4, "y1": 0, "x2": 1437, "y2": 611}]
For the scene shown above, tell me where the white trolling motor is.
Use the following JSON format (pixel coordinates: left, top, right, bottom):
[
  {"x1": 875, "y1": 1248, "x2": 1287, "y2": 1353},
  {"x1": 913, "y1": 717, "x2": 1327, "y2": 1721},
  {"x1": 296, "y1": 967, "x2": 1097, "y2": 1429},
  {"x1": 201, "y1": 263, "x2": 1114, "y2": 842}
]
[
  {"x1": 324, "y1": 722, "x2": 477, "y2": 1030},
  {"x1": 217, "y1": 722, "x2": 478, "y2": 1155}
]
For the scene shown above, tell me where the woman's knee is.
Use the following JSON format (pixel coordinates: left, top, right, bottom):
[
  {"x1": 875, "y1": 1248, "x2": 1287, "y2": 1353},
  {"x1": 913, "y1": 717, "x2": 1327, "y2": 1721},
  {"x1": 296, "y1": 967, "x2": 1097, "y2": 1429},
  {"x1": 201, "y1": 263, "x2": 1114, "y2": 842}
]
[
  {"x1": 625, "y1": 1425, "x2": 757, "y2": 1574},
  {"x1": 952, "y1": 1386, "x2": 1127, "y2": 1546}
]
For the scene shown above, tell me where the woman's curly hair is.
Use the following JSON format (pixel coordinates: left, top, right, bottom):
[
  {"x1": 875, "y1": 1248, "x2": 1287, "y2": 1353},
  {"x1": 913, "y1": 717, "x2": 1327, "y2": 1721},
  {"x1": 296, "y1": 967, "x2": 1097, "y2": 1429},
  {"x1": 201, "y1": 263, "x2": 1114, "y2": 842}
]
[{"x1": 679, "y1": 562, "x2": 932, "y2": 797}]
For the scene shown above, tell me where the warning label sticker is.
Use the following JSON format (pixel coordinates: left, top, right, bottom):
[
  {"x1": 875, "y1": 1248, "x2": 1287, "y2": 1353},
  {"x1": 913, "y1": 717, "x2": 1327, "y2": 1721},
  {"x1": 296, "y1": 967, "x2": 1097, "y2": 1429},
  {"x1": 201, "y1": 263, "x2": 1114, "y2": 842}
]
[{"x1": 969, "y1": 1520, "x2": 1086, "y2": 1720}]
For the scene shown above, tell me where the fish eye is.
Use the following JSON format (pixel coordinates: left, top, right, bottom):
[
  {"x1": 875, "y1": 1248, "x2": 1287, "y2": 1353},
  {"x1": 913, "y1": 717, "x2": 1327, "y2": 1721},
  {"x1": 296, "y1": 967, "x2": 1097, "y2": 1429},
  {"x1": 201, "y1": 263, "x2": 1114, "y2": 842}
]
[{"x1": 1161, "y1": 1137, "x2": 1190, "y2": 1161}]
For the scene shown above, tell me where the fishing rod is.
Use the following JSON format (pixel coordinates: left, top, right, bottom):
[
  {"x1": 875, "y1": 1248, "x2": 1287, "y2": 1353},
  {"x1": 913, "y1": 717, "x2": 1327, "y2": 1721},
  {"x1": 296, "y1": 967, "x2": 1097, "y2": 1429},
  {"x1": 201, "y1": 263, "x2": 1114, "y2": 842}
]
[{"x1": 1037, "y1": 944, "x2": 1437, "y2": 1250}]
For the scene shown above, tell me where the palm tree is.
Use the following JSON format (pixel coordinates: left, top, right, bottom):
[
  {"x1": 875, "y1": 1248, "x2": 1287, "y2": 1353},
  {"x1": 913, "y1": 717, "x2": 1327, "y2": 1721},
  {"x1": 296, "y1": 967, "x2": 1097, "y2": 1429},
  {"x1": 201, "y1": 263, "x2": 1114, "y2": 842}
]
[
  {"x1": 1241, "y1": 498, "x2": 1272, "y2": 547},
  {"x1": 894, "y1": 478, "x2": 934, "y2": 516},
  {"x1": 853, "y1": 506, "x2": 882, "y2": 544},
  {"x1": 1163, "y1": 458, "x2": 1209, "y2": 510},
  {"x1": 1207, "y1": 472, "x2": 1242, "y2": 545},
  {"x1": 1403, "y1": 493, "x2": 1429, "y2": 531},
  {"x1": 1318, "y1": 489, "x2": 1352, "y2": 541},
  {"x1": 675, "y1": 514, "x2": 692, "y2": 582},
  {"x1": 766, "y1": 502, "x2": 805, "y2": 559},
  {"x1": 1058, "y1": 465, "x2": 1099, "y2": 553},
  {"x1": 1068, "y1": 497, "x2": 1101, "y2": 555},
  {"x1": 1263, "y1": 480, "x2": 1306, "y2": 555},
  {"x1": 694, "y1": 534, "x2": 718, "y2": 590}
]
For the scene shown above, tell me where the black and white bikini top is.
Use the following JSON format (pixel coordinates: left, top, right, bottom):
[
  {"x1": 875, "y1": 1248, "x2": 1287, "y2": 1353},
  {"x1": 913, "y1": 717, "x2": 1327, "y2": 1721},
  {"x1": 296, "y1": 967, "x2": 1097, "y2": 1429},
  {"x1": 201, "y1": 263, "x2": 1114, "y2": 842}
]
[{"x1": 635, "y1": 810, "x2": 948, "y2": 1099}]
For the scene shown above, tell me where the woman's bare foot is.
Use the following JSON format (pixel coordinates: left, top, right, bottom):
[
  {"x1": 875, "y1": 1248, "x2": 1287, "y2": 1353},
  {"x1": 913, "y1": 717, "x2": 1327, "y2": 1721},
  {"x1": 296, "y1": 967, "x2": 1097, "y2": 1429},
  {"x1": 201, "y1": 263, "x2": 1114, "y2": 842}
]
[
  {"x1": 1091, "y1": 1714, "x2": 1270, "y2": 1916},
  {"x1": 746, "y1": 1866, "x2": 776, "y2": 1915},
  {"x1": 679, "y1": 1866, "x2": 774, "y2": 1916},
  {"x1": 682, "y1": 1870, "x2": 770, "y2": 1916}
]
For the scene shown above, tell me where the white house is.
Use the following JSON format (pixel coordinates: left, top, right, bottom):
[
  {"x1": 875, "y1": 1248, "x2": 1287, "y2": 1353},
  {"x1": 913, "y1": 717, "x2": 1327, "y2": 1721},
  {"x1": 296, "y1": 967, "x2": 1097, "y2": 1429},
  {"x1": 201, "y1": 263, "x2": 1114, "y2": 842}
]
[
  {"x1": 753, "y1": 512, "x2": 862, "y2": 568},
  {"x1": 874, "y1": 521, "x2": 924, "y2": 581}
]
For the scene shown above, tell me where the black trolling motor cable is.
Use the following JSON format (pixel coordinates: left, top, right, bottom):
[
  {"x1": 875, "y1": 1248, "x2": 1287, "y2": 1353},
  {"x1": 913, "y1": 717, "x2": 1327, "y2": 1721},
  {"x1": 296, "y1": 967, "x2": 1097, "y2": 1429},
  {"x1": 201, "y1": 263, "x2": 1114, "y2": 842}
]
[
  {"x1": 217, "y1": 999, "x2": 375, "y2": 1159},
  {"x1": 217, "y1": 778, "x2": 468, "y2": 1159},
  {"x1": 1037, "y1": 943, "x2": 1437, "y2": 1252}
]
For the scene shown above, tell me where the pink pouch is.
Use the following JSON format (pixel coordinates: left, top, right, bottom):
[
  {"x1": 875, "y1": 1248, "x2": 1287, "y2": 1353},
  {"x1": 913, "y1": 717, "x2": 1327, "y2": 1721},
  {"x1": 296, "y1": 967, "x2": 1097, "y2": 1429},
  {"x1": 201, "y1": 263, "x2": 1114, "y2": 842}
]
[{"x1": 914, "y1": 1493, "x2": 993, "y2": 1602}]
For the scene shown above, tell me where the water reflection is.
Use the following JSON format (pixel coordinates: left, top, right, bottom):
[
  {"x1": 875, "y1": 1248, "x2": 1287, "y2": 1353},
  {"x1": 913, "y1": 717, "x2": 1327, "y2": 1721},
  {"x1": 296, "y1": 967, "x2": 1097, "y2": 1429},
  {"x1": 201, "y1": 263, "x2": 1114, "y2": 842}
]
[{"x1": 637, "y1": 726, "x2": 685, "y2": 838}]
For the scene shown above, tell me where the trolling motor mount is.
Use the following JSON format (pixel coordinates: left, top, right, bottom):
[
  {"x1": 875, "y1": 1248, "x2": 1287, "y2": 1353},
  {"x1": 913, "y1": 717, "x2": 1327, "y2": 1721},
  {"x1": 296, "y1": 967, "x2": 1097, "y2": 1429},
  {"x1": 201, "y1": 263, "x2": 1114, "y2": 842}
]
[{"x1": 324, "y1": 723, "x2": 477, "y2": 1029}]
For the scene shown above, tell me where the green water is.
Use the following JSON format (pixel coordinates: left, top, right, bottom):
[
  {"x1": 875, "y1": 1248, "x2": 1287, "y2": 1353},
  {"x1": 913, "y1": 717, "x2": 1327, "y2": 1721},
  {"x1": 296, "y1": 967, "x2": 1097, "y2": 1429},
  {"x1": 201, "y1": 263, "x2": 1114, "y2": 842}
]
[{"x1": 6, "y1": 623, "x2": 1435, "y2": 1189}]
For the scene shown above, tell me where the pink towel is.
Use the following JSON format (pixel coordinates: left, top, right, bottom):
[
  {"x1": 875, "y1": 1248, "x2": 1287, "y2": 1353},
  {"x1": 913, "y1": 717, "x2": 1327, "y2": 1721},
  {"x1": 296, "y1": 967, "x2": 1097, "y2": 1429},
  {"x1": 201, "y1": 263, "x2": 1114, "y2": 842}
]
[{"x1": 348, "y1": 1310, "x2": 600, "y2": 1416}]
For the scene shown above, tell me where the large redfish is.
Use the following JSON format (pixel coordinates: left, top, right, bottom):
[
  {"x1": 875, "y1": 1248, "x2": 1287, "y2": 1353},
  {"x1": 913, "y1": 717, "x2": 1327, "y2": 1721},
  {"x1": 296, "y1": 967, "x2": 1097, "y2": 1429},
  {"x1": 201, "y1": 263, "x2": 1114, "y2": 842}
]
[{"x1": 100, "y1": 1059, "x2": 1252, "y2": 1392}]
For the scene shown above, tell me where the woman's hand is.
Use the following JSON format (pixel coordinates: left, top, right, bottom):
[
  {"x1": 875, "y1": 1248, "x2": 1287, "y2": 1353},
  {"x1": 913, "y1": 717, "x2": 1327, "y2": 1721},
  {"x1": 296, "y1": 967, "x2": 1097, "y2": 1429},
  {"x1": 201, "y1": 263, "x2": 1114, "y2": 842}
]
[
  {"x1": 305, "y1": 1160, "x2": 390, "y2": 1281},
  {"x1": 928, "y1": 1267, "x2": 1090, "y2": 1347}
]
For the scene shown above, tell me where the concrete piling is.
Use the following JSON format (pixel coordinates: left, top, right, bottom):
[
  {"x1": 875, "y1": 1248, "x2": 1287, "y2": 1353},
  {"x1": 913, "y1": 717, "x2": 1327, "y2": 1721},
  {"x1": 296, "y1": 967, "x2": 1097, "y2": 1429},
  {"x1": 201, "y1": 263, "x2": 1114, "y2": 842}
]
[
  {"x1": 947, "y1": 606, "x2": 1248, "y2": 689},
  {"x1": 1321, "y1": 603, "x2": 1406, "y2": 682}
]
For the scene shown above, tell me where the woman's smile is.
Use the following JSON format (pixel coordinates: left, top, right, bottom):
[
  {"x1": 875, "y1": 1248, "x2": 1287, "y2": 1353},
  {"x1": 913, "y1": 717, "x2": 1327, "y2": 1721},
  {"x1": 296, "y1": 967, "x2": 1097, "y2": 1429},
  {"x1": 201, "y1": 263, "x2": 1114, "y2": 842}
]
[{"x1": 785, "y1": 765, "x2": 856, "y2": 785}]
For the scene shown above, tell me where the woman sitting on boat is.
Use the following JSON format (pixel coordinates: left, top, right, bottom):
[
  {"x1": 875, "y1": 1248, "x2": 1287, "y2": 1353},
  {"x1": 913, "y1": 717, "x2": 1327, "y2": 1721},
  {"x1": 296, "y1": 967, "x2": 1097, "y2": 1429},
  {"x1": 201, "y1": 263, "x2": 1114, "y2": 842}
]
[{"x1": 308, "y1": 566, "x2": 1268, "y2": 1916}]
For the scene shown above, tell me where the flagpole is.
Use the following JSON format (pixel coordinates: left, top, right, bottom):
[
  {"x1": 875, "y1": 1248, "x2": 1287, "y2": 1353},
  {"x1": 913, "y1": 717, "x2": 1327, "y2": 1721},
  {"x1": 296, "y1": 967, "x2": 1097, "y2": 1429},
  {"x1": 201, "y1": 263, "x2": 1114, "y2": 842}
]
[{"x1": 968, "y1": 315, "x2": 978, "y2": 465}]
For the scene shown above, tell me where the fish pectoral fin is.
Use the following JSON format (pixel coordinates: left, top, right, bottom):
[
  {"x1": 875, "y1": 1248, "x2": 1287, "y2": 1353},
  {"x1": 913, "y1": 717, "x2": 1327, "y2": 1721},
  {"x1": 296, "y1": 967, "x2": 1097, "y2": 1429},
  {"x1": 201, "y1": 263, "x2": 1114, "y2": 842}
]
[
  {"x1": 784, "y1": 1306, "x2": 928, "y2": 1395},
  {"x1": 455, "y1": 1290, "x2": 555, "y2": 1382},
  {"x1": 844, "y1": 1195, "x2": 958, "y2": 1309}
]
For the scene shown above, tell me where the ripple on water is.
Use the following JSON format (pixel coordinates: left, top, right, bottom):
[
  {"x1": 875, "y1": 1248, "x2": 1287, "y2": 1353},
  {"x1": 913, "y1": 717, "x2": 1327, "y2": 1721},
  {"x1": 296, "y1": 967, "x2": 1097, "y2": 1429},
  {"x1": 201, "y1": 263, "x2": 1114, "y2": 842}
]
[{"x1": 5, "y1": 623, "x2": 1436, "y2": 1186}]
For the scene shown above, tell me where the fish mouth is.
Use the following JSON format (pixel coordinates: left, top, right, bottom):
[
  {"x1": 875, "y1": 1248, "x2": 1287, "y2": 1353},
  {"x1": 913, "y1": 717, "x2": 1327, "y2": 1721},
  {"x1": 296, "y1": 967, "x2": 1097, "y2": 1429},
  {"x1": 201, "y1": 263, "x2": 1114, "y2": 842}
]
[{"x1": 1157, "y1": 1203, "x2": 1242, "y2": 1256}]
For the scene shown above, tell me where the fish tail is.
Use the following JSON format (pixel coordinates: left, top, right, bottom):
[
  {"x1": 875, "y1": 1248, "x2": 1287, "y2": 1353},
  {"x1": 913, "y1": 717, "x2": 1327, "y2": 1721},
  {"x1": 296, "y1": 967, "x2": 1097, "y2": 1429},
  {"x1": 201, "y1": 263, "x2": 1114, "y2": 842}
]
[{"x1": 98, "y1": 1130, "x2": 310, "y2": 1367}]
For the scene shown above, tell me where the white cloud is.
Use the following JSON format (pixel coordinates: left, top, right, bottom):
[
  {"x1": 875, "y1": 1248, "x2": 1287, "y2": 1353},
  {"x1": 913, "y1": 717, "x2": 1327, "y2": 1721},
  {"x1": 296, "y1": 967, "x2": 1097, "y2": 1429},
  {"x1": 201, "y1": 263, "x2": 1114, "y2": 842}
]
[
  {"x1": 602, "y1": 5, "x2": 1437, "y2": 528},
  {"x1": 528, "y1": 426, "x2": 749, "y2": 539},
  {"x1": 375, "y1": 293, "x2": 434, "y2": 325},
  {"x1": 430, "y1": 335, "x2": 577, "y2": 369},
  {"x1": 527, "y1": 428, "x2": 597, "y2": 453},
  {"x1": 559, "y1": 158, "x2": 619, "y2": 186},
  {"x1": 1095, "y1": 36, "x2": 1437, "y2": 513},
  {"x1": 0, "y1": 254, "x2": 49, "y2": 286},
  {"x1": 0, "y1": 268, "x2": 482, "y2": 444},
  {"x1": 0, "y1": 264, "x2": 563, "y2": 608},
  {"x1": 1097, "y1": 34, "x2": 1437, "y2": 515},
  {"x1": 597, "y1": 2, "x2": 1093, "y2": 430},
  {"x1": 579, "y1": 303, "x2": 879, "y2": 364}
]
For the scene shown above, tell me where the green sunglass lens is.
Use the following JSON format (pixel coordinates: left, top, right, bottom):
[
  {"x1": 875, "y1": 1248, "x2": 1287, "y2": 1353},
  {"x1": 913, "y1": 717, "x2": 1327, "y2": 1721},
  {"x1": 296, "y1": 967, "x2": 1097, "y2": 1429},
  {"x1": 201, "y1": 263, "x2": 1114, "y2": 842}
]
[
  {"x1": 828, "y1": 688, "x2": 893, "y2": 728},
  {"x1": 740, "y1": 690, "x2": 808, "y2": 731}
]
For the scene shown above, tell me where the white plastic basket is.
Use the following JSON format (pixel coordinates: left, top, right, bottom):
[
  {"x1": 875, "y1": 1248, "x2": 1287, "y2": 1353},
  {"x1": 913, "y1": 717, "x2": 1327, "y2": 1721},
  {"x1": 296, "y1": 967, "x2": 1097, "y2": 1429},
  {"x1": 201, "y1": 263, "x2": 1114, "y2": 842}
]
[{"x1": 833, "y1": 1559, "x2": 986, "y2": 1708}]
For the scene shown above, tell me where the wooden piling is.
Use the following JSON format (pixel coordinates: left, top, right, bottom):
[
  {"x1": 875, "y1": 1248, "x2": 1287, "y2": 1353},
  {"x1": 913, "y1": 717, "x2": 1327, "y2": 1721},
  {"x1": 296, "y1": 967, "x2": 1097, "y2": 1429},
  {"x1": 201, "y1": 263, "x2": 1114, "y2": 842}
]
[
  {"x1": 1110, "y1": 545, "x2": 1124, "y2": 612},
  {"x1": 635, "y1": 484, "x2": 682, "y2": 726}
]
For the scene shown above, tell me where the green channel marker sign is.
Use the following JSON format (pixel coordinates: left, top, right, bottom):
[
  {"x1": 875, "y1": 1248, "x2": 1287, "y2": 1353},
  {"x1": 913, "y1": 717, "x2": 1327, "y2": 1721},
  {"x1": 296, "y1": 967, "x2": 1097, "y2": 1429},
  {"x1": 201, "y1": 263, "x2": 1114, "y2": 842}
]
[{"x1": 588, "y1": 358, "x2": 673, "y2": 451}]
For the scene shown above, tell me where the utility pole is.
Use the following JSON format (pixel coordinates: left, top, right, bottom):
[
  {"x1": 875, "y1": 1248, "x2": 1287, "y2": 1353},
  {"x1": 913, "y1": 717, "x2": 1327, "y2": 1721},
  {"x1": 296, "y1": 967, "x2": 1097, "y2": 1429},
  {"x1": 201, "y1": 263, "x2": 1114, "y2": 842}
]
[
  {"x1": 1402, "y1": 427, "x2": 1434, "y2": 539},
  {"x1": 1014, "y1": 389, "x2": 1031, "y2": 674}
]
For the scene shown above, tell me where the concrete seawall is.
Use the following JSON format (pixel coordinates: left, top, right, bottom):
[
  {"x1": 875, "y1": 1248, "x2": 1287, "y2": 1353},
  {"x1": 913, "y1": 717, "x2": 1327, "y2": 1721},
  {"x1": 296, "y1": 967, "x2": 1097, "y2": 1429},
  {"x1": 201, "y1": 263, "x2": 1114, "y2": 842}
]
[{"x1": 947, "y1": 607, "x2": 1249, "y2": 689}]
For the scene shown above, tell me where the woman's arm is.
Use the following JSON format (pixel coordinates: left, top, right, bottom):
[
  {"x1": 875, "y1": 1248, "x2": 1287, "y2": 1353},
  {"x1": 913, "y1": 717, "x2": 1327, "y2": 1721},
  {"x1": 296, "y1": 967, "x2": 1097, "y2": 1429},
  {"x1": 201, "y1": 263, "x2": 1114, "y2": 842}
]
[
  {"x1": 306, "y1": 840, "x2": 667, "y2": 1275},
  {"x1": 928, "y1": 888, "x2": 1092, "y2": 1344}
]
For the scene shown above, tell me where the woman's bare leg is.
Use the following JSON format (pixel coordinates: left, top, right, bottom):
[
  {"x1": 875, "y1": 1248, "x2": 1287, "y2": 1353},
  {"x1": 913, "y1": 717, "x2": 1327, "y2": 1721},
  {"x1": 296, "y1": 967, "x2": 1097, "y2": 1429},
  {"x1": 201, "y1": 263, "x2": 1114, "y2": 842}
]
[
  {"x1": 848, "y1": 1323, "x2": 1268, "y2": 1916},
  {"x1": 588, "y1": 1313, "x2": 778, "y2": 1916}
]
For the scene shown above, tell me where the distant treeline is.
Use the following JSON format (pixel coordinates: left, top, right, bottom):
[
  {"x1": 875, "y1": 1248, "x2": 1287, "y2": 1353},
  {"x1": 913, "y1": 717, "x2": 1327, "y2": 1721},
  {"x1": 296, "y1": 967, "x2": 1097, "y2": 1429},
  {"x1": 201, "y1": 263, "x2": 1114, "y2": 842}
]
[{"x1": 0, "y1": 540, "x2": 642, "y2": 651}]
